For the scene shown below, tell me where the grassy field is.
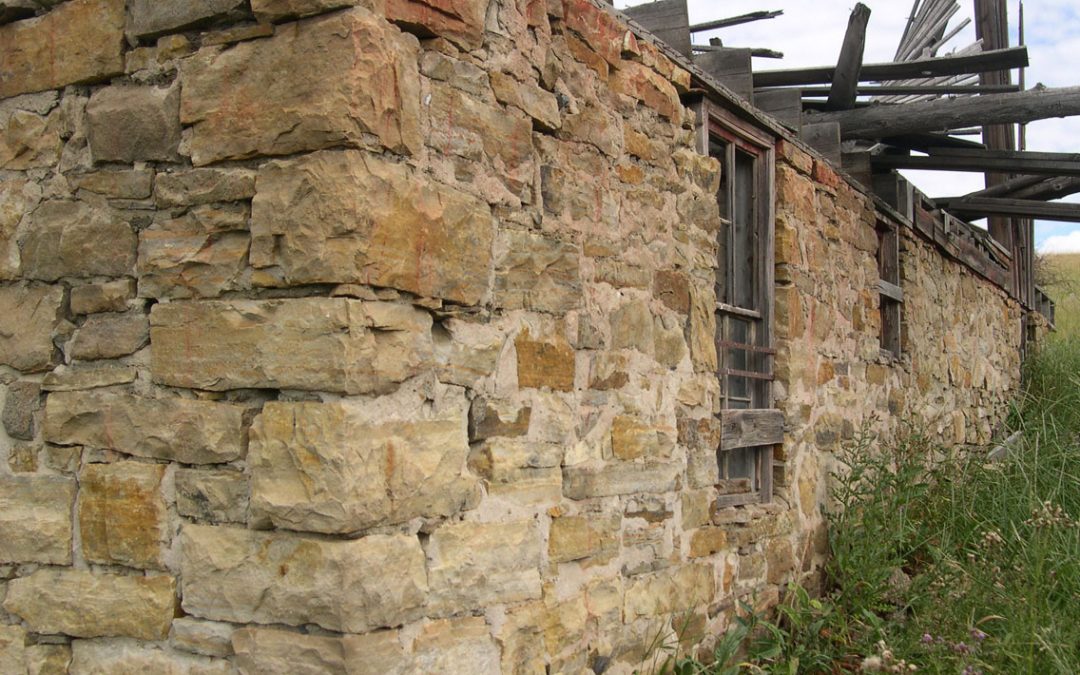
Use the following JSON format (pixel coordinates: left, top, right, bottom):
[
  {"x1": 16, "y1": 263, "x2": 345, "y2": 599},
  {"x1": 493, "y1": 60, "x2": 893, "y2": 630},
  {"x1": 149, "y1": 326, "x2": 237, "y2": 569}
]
[{"x1": 646, "y1": 261, "x2": 1080, "y2": 674}]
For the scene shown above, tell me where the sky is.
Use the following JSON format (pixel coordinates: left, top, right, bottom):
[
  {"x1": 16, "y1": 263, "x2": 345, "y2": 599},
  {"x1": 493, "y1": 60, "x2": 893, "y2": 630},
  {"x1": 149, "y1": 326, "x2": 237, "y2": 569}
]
[{"x1": 616, "y1": 0, "x2": 1080, "y2": 252}]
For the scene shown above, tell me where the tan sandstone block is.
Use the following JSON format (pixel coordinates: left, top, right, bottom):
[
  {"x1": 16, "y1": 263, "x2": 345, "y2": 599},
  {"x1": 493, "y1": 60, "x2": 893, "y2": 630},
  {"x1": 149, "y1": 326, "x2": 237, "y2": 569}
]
[
  {"x1": 137, "y1": 209, "x2": 249, "y2": 300},
  {"x1": 426, "y1": 520, "x2": 542, "y2": 614},
  {"x1": 516, "y1": 329, "x2": 575, "y2": 392},
  {"x1": 127, "y1": 0, "x2": 248, "y2": 38},
  {"x1": 623, "y1": 563, "x2": 716, "y2": 620},
  {"x1": 150, "y1": 298, "x2": 434, "y2": 394},
  {"x1": 70, "y1": 640, "x2": 231, "y2": 675},
  {"x1": 4, "y1": 570, "x2": 176, "y2": 640},
  {"x1": 493, "y1": 230, "x2": 580, "y2": 313},
  {"x1": 490, "y1": 71, "x2": 561, "y2": 130},
  {"x1": 171, "y1": 617, "x2": 235, "y2": 658},
  {"x1": 233, "y1": 627, "x2": 345, "y2": 674},
  {"x1": 342, "y1": 617, "x2": 500, "y2": 675},
  {"x1": 20, "y1": 200, "x2": 136, "y2": 282},
  {"x1": 0, "y1": 284, "x2": 63, "y2": 372},
  {"x1": 86, "y1": 84, "x2": 181, "y2": 163},
  {"x1": 25, "y1": 642, "x2": 70, "y2": 675},
  {"x1": 44, "y1": 391, "x2": 245, "y2": 464},
  {"x1": 0, "y1": 475, "x2": 75, "y2": 564},
  {"x1": 175, "y1": 469, "x2": 249, "y2": 523},
  {"x1": 563, "y1": 461, "x2": 680, "y2": 499},
  {"x1": 79, "y1": 461, "x2": 168, "y2": 569},
  {"x1": 548, "y1": 513, "x2": 620, "y2": 563},
  {"x1": 0, "y1": 625, "x2": 25, "y2": 675},
  {"x1": 0, "y1": 0, "x2": 125, "y2": 98},
  {"x1": 251, "y1": 0, "x2": 367, "y2": 23},
  {"x1": 250, "y1": 150, "x2": 492, "y2": 304},
  {"x1": 69, "y1": 310, "x2": 150, "y2": 360},
  {"x1": 70, "y1": 279, "x2": 135, "y2": 315},
  {"x1": 385, "y1": 0, "x2": 488, "y2": 49},
  {"x1": 153, "y1": 168, "x2": 256, "y2": 207},
  {"x1": 180, "y1": 524, "x2": 427, "y2": 633},
  {"x1": 180, "y1": 7, "x2": 421, "y2": 164},
  {"x1": 249, "y1": 394, "x2": 477, "y2": 534}
]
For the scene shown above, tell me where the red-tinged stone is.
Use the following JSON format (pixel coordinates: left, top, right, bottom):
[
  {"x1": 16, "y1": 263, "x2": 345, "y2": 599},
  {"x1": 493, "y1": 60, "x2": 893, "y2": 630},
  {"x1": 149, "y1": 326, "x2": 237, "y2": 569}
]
[
  {"x1": 611, "y1": 61, "x2": 683, "y2": 123},
  {"x1": 385, "y1": 0, "x2": 490, "y2": 49},
  {"x1": 561, "y1": 0, "x2": 623, "y2": 67}
]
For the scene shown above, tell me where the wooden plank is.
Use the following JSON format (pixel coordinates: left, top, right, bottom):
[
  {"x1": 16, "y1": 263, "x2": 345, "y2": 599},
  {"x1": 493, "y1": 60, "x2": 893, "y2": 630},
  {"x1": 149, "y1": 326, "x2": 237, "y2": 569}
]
[
  {"x1": 721, "y1": 409, "x2": 784, "y2": 449},
  {"x1": 878, "y1": 279, "x2": 905, "y2": 302},
  {"x1": 807, "y1": 85, "x2": 1080, "y2": 141},
  {"x1": 799, "y1": 121, "x2": 841, "y2": 165},
  {"x1": 753, "y1": 88, "x2": 802, "y2": 130},
  {"x1": 717, "y1": 340, "x2": 778, "y2": 355},
  {"x1": 873, "y1": 173, "x2": 914, "y2": 221},
  {"x1": 693, "y1": 48, "x2": 753, "y2": 100},
  {"x1": 880, "y1": 132, "x2": 986, "y2": 152},
  {"x1": 689, "y1": 10, "x2": 782, "y2": 33},
  {"x1": 842, "y1": 150, "x2": 873, "y2": 188},
  {"x1": 871, "y1": 148, "x2": 1080, "y2": 176},
  {"x1": 623, "y1": 0, "x2": 691, "y2": 57},
  {"x1": 752, "y1": 46, "x2": 1028, "y2": 88},
  {"x1": 936, "y1": 197, "x2": 1080, "y2": 223},
  {"x1": 826, "y1": 3, "x2": 872, "y2": 111},
  {"x1": 790, "y1": 83, "x2": 1020, "y2": 96},
  {"x1": 945, "y1": 175, "x2": 1080, "y2": 202}
]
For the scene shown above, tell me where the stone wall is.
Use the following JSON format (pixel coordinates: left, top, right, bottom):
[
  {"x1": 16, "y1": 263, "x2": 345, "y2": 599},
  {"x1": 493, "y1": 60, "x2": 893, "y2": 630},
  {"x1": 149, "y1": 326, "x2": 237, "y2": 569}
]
[{"x1": 0, "y1": 0, "x2": 1026, "y2": 672}]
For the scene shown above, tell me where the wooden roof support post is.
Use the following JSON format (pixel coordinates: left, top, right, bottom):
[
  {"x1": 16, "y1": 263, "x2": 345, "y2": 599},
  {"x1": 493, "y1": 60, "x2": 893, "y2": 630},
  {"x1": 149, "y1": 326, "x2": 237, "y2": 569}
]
[
  {"x1": 826, "y1": 3, "x2": 872, "y2": 110},
  {"x1": 623, "y1": 0, "x2": 692, "y2": 57}
]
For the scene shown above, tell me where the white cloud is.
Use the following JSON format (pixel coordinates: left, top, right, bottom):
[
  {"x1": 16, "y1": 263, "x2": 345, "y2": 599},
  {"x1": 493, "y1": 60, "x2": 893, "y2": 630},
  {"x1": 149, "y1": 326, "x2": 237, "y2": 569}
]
[{"x1": 1038, "y1": 229, "x2": 1080, "y2": 253}]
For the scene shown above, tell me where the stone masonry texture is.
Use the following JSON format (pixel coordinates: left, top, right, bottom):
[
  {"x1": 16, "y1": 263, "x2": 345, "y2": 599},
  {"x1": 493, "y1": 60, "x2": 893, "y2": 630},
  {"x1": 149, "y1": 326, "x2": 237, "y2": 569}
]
[{"x1": 0, "y1": 0, "x2": 1036, "y2": 672}]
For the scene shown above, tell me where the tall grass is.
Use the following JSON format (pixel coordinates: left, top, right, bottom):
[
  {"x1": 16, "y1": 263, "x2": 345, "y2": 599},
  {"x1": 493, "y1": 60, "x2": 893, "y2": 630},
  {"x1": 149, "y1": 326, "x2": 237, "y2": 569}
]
[{"x1": 649, "y1": 337, "x2": 1080, "y2": 674}]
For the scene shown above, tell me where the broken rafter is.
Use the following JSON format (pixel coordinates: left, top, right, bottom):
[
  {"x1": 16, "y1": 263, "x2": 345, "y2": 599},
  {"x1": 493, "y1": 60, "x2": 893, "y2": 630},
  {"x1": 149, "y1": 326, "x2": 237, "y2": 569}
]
[
  {"x1": 936, "y1": 197, "x2": 1080, "y2": 223},
  {"x1": 940, "y1": 175, "x2": 1080, "y2": 202},
  {"x1": 791, "y1": 83, "x2": 1020, "y2": 97},
  {"x1": 753, "y1": 46, "x2": 1027, "y2": 88},
  {"x1": 807, "y1": 85, "x2": 1080, "y2": 140},
  {"x1": 825, "y1": 3, "x2": 872, "y2": 111},
  {"x1": 691, "y1": 45, "x2": 784, "y2": 59},
  {"x1": 688, "y1": 10, "x2": 782, "y2": 33},
  {"x1": 871, "y1": 147, "x2": 1080, "y2": 177}
]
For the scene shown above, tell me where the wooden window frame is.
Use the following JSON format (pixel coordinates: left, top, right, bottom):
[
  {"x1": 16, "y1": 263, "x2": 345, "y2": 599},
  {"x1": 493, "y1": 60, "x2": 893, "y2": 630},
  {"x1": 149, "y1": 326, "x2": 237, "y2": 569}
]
[
  {"x1": 877, "y1": 220, "x2": 903, "y2": 359},
  {"x1": 694, "y1": 101, "x2": 781, "y2": 507}
]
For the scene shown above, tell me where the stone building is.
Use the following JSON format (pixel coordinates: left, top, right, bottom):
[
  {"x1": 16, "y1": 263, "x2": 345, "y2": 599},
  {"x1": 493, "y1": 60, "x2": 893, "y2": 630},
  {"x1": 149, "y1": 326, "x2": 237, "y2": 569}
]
[{"x1": 0, "y1": 0, "x2": 1045, "y2": 672}]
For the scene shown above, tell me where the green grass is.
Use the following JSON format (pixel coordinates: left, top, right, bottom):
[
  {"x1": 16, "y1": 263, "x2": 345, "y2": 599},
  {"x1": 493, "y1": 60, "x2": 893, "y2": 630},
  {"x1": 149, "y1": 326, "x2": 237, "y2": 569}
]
[
  {"x1": 648, "y1": 337, "x2": 1080, "y2": 674},
  {"x1": 1039, "y1": 253, "x2": 1080, "y2": 337}
]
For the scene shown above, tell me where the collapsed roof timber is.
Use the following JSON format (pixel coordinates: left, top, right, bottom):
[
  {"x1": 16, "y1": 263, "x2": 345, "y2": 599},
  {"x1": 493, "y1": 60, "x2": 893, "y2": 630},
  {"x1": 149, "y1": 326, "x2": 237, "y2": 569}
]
[{"x1": 618, "y1": 0, "x2": 1072, "y2": 322}]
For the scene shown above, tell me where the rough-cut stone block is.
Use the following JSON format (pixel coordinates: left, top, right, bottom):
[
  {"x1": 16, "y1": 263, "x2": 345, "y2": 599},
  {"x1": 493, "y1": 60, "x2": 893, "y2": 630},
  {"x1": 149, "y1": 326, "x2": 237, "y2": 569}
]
[
  {"x1": 25, "y1": 643, "x2": 71, "y2": 675},
  {"x1": 251, "y1": 150, "x2": 492, "y2": 305},
  {"x1": 0, "y1": 284, "x2": 63, "y2": 372},
  {"x1": 516, "y1": 330, "x2": 575, "y2": 392},
  {"x1": 563, "y1": 461, "x2": 680, "y2": 499},
  {"x1": 86, "y1": 84, "x2": 180, "y2": 162},
  {"x1": 42, "y1": 365, "x2": 137, "y2": 392},
  {"x1": 138, "y1": 212, "x2": 249, "y2": 299},
  {"x1": 493, "y1": 230, "x2": 580, "y2": 313},
  {"x1": 467, "y1": 438, "x2": 562, "y2": 484},
  {"x1": 249, "y1": 392, "x2": 477, "y2": 534},
  {"x1": 385, "y1": 0, "x2": 488, "y2": 49},
  {"x1": 150, "y1": 299, "x2": 434, "y2": 395},
  {"x1": 69, "y1": 170, "x2": 154, "y2": 200},
  {"x1": 3, "y1": 379, "x2": 40, "y2": 440},
  {"x1": 127, "y1": 0, "x2": 248, "y2": 39},
  {"x1": 44, "y1": 391, "x2": 245, "y2": 464},
  {"x1": 0, "y1": 475, "x2": 75, "y2": 564},
  {"x1": 251, "y1": 0, "x2": 363, "y2": 23},
  {"x1": 69, "y1": 310, "x2": 150, "y2": 360},
  {"x1": 232, "y1": 628, "x2": 345, "y2": 674},
  {"x1": 549, "y1": 513, "x2": 620, "y2": 563},
  {"x1": 343, "y1": 617, "x2": 501, "y2": 674},
  {"x1": 611, "y1": 61, "x2": 683, "y2": 123},
  {"x1": 171, "y1": 617, "x2": 235, "y2": 658},
  {"x1": 0, "y1": 0, "x2": 125, "y2": 98},
  {"x1": 469, "y1": 398, "x2": 531, "y2": 441},
  {"x1": 426, "y1": 519, "x2": 542, "y2": 614},
  {"x1": 4, "y1": 570, "x2": 176, "y2": 640},
  {"x1": 70, "y1": 640, "x2": 232, "y2": 675},
  {"x1": 175, "y1": 469, "x2": 249, "y2": 523},
  {"x1": 623, "y1": 563, "x2": 715, "y2": 620},
  {"x1": 70, "y1": 279, "x2": 135, "y2": 314},
  {"x1": 0, "y1": 103, "x2": 62, "y2": 170},
  {"x1": 433, "y1": 318, "x2": 504, "y2": 388},
  {"x1": 79, "y1": 461, "x2": 168, "y2": 569},
  {"x1": 180, "y1": 524, "x2": 427, "y2": 633},
  {"x1": 0, "y1": 175, "x2": 33, "y2": 280},
  {"x1": 0, "y1": 625, "x2": 25, "y2": 675},
  {"x1": 427, "y1": 83, "x2": 534, "y2": 195},
  {"x1": 180, "y1": 8, "x2": 421, "y2": 164},
  {"x1": 154, "y1": 168, "x2": 256, "y2": 207},
  {"x1": 20, "y1": 200, "x2": 136, "y2": 281},
  {"x1": 490, "y1": 71, "x2": 561, "y2": 130},
  {"x1": 611, "y1": 416, "x2": 671, "y2": 461}
]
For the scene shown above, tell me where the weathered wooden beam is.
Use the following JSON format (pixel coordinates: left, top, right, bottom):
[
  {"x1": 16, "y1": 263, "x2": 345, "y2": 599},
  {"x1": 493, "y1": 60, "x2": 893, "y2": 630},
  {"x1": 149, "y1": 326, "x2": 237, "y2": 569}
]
[
  {"x1": 942, "y1": 174, "x2": 1080, "y2": 202},
  {"x1": 753, "y1": 88, "x2": 802, "y2": 130},
  {"x1": 692, "y1": 45, "x2": 784, "y2": 58},
  {"x1": 937, "y1": 197, "x2": 1080, "y2": 222},
  {"x1": 807, "y1": 85, "x2": 1080, "y2": 140},
  {"x1": 799, "y1": 121, "x2": 841, "y2": 165},
  {"x1": 788, "y1": 83, "x2": 1020, "y2": 96},
  {"x1": 623, "y1": 0, "x2": 691, "y2": 57},
  {"x1": 693, "y1": 48, "x2": 753, "y2": 100},
  {"x1": 689, "y1": 10, "x2": 782, "y2": 33},
  {"x1": 871, "y1": 147, "x2": 1080, "y2": 176},
  {"x1": 880, "y1": 132, "x2": 986, "y2": 152},
  {"x1": 752, "y1": 46, "x2": 1028, "y2": 87},
  {"x1": 721, "y1": 409, "x2": 784, "y2": 449},
  {"x1": 877, "y1": 279, "x2": 904, "y2": 303},
  {"x1": 826, "y1": 3, "x2": 872, "y2": 111}
]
